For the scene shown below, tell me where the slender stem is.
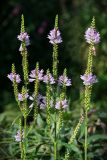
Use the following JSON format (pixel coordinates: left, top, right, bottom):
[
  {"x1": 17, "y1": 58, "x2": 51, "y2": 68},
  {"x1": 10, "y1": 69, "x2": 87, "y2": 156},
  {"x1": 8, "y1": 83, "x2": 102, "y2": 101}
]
[
  {"x1": 85, "y1": 110, "x2": 88, "y2": 160},
  {"x1": 54, "y1": 141, "x2": 57, "y2": 160},
  {"x1": 54, "y1": 110, "x2": 57, "y2": 160},
  {"x1": 23, "y1": 117, "x2": 27, "y2": 160},
  {"x1": 19, "y1": 118, "x2": 24, "y2": 160},
  {"x1": 20, "y1": 141, "x2": 23, "y2": 160}
]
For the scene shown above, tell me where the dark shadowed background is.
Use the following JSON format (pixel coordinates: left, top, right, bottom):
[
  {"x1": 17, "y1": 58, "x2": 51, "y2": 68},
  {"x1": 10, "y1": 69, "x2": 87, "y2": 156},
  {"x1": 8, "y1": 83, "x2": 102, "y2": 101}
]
[
  {"x1": 0, "y1": 0, "x2": 107, "y2": 111},
  {"x1": 0, "y1": 0, "x2": 107, "y2": 159},
  {"x1": 0, "y1": 0, "x2": 107, "y2": 113}
]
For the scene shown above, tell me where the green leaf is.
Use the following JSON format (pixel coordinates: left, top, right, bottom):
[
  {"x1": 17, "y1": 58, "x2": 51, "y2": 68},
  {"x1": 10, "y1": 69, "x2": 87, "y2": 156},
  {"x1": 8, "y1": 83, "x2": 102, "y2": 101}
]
[{"x1": 88, "y1": 134, "x2": 107, "y2": 143}]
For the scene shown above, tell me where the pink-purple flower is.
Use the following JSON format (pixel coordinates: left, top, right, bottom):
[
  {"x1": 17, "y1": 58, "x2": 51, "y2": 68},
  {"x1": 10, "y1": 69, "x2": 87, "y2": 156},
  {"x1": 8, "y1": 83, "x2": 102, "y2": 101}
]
[
  {"x1": 58, "y1": 75, "x2": 71, "y2": 86},
  {"x1": 29, "y1": 94, "x2": 46, "y2": 109},
  {"x1": 85, "y1": 28, "x2": 100, "y2": 44},
  {"x1": 55, "y1": 99, "x2": 68, "y2": 110},
  {"x1": 15, "y1": 130, "x2": 24, "y2": 142},
  {"x1": 48, "y1": 28, "x2": 62, "y2": 44},
  {"x1": 37, "y1": 94, "x2": 46, "y2": 109},
  {"x1": 29, "y1": 94, "x2": 54, "y2": 109},
  {"x1": 29, "y1": 69, "x2": 44, "y2": 82},
  {"x1": 43, "y1": 74, "x2": 55, "y2": 84},
  {"x1": 80, "y1": 73, "x2": 98, "y2": 86},
  {"x1": 18, "y1": 93, "x2": 29, "y2": 101},
  {"x1": 17, "y1": 32, "x2": 30, "y2": 46},
  {"x1": 7, "y1": 73, "x2": 21, "y2": 83}
]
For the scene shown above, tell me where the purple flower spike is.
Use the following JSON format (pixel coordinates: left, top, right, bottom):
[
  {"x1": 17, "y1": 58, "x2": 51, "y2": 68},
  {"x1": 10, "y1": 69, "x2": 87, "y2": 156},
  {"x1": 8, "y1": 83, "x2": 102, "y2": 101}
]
[
  {"x1": 80, "y1": 73, "x2": 98, "y2": 86},
  {"x1": 43, "y1": 74, "x2": 55, "y2": 84},
  {"x1": 7, "y1": 73, "x2": 21, "y2": 83},
  {"x1": 15, "y1": 130, "x2": 24, "y2": 142},
  {"x1": 48, "y1": 28, "x2": 62, "y2": 44},
  {"x1": 58, "y1": 75, "x2": 71, "y2": 86},
  {"x1": 18, "y1": 93, "x2": 29, "y2": 101},
  {"x1": 29, "y1": 69, "x2": 44, "y2": 82},
  {"x1": 85, "y1": 28, "x2": 100, "y2": 44},
  {"x1": 17, "y1": 32, "x2": 30, "y2": 46},
  {"x1": 55, "y1": 99, "x2": 68, "y2": 110}
]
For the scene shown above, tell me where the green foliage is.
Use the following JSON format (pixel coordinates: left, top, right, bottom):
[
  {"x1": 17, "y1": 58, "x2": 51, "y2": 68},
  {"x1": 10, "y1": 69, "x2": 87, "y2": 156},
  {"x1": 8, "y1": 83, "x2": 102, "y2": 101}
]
[{"x1": 0, "y1": 0, "x2": 107, "y2": 159}]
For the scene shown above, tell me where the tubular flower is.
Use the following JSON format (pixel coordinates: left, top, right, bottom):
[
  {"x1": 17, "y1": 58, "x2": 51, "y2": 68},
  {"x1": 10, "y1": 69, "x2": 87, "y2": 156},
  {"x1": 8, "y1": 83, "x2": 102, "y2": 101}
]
[
  {"x1": 55, "y1": 99, "x2": 68, "y2": 110},
  {"x1": 7, "y1": 73, "x2": 21, "y2": 83},
  {"x1": 80, "y1": 73, "x2": 98, "y2": 86},
  {"x1": 15, "y1": 130, "x2": 24, "y2": 142},
  {"x1": 85, "y1": 28, "x2": 100, "y2": 44},
  {"x1": 29, "y1": 69, "x2": 44, "y2": 82},
  {"x1": 43, "y1": 73, "x2": 55, "y2": 84},
  {"x1": 58, "y1": 75, "x2": 71, "y2": 86},
  {"x1": 17, "y1": 32, "x2": 30, "y2": 46},
  {"x1": 48, "y1": 28, "x2": 62, "y2": 44},
  {"x1": 18, "y1": 93, "x2": 29, "y2": 101},
  {"x1": 29, "y1": 94, "x2": 53, "y2": 109},
  {"x1": 29, "y1": 94, "x2": 46, "y2": 109},
  {"x1": 19, "y1": 44, "x2": 23, "y2": 52}
]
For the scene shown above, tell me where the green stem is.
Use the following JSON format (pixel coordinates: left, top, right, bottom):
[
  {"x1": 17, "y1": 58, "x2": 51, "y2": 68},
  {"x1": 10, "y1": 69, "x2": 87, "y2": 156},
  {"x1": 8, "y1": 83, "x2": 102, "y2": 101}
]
[
  {"x1": 54, "y1": 141, "x2": 57, "y2": 160},
  {"x1": 54, "y1": 111, "x2": 57, "y2": 160},
  {"x1": 19, "y1": 118, "x2": 24, "y2": 160},
  {"x1": 23, "y1": 117, "x2": 27, "y2": 160},
  {"x1": 20, "y1": 141, "x2": 24, "y2": 159},
  {"x1": 53, "y1": 44, "x2": 58, "y2": 79},
  {"x1": 85, "y1": 111, "x2": 88, "y2": 160}
]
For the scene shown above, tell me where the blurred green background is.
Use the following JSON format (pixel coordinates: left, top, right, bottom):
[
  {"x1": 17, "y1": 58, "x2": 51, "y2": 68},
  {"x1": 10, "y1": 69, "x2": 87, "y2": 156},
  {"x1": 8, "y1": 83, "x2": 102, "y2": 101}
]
[{"x1": 0, "y1": 0, "x2": 107, "y2": 159}]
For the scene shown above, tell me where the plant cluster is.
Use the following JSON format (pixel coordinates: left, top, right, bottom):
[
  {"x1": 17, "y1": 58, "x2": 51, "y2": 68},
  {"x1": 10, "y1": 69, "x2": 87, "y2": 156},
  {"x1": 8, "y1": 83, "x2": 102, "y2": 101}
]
[{"x1": 7, "y1": 15, "x2": 100, "y2": 160}]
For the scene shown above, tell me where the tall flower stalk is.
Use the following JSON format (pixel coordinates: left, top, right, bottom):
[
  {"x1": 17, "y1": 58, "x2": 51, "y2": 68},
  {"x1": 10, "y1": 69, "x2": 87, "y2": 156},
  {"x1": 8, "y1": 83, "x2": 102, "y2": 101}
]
[
  {"x1": 11, "y1": 64, "x2": 19, "y2": 104},
  {"x1": 81, "y1": 17, "x2": 100, "y2": 160},
  {"x1": 19, "y1": 15, "x2": 30, "y2": 160},
  {"x1": 53, "y1": 15, "x2": 59, "y2": 160},
  {"x1": 8, "y1": 14, "x2": 30, "y2": 159},
  {"x1": 46, "y1": 69, "x2": 51, "y2": 131},
  {"x1": 48, "y1": 14, "x2": 62, "y2": 79},
  {"x1": 48, "y1": 14, "x2": 62, "y2": 160},
  {"x1": 34, "y1": 63, "x2": 39, "y2": 122},
  {"x1": 18, "y1": 14, "x2": 29, "y2": 87},
  {"x1": 21, "y1": 87, "x2": 28, "y2": 160},
  {"x1": 52, "y1": 15, "x2": 58, "y2": 79}
]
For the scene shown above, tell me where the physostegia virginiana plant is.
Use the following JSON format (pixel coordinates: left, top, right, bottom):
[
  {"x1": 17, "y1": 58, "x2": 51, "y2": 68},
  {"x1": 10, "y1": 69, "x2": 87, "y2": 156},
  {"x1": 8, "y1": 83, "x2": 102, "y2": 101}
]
[
  {"x1": 81, "y1": 17, "x2": 100, "y2": 160},
  {"x1": 7, "y1": 15, "x2": 100, "y2": 160}
]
